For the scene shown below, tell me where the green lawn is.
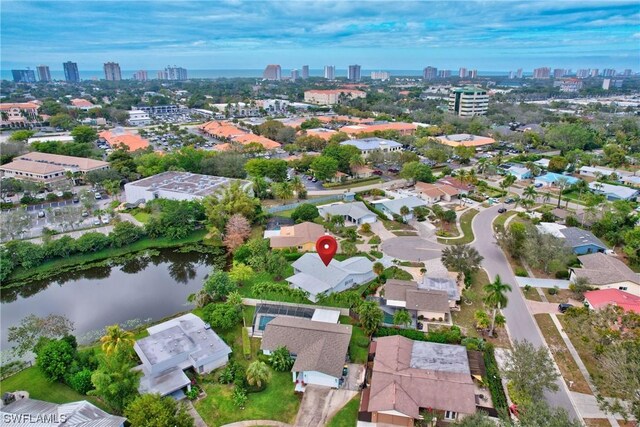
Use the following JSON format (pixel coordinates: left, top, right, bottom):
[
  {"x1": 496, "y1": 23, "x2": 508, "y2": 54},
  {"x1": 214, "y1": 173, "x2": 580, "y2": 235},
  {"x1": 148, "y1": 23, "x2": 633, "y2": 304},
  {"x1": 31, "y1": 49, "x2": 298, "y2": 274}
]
[
  {"x1": 0, "y1": 367, "x2": 107, "y2": 410},
  {"x1": 323, "y1": 177, "x2": 382, "y2": 190},
  {"x1": 327, "y1": 395, "x2": 361, "y2": 427},
  {"x1": 493, "y1": 211, "x2": 517, "y2": 234},
  {"x1": 340, "y1": 316, "x2": 369, "y2": 364},
  {"x1": 437, "y1": 209, "x2": 478, "y2": 245},
  {"x1": 131, "y1": 211, "x2": 151, "y2": 223}
]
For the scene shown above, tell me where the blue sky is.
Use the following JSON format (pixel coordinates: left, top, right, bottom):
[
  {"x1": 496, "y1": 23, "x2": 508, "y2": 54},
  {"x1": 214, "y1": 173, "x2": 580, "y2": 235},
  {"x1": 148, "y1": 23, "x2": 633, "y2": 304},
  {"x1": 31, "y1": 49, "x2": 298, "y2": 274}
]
[{"x1": 2, "y1": 1, "x2": 639, "y2": 71}]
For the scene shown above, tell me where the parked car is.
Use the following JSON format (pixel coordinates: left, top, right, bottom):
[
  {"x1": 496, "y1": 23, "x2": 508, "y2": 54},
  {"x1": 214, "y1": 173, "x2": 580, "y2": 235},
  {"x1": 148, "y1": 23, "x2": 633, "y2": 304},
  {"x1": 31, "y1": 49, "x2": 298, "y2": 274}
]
[
  {"x1": 37, "y1": 210, "x2": 45, "y2": 218},
  {"x1": 372, "y1": 170, "x2": 383, "y2": 176},
  {"x1": 94, "y1": 192, "x2": 102, "y2": 200},
  {"x1": 93, "y1": 218, "x2": 101, "y2": 226},
  {"x1": 558, "y1": 303, "x2": 573, "y2": 313},
  {"x1": 498, "y1": 207, "x2": 507, "y2": 213},
  {"x1": 312, "y1": 177, "x2": 317, "y2": 183},
  {"x1": 307, "y1": 176, "x2": 313, "y2": 181},
  {"x1": 342, "y1": 365, "x2": 348, "y2": 377},
  {"x1": 505, "y1": 198, "x2": 515, "y2": 204},
  {"x1": 534, "y1": 183, "x2": 543, "y2": 188},
  {"x1": 72, "y1": 196, "x2": 79, "y2": 203},
  {"x1": 81, "y1": 211, "x2": 89, "y2": 217},
  {"x1": 388, "y1": 168, "x2": 399, "y2": 173},
  {"x1": 101, "y1": 216, "x2": 110, "y2": 224}
]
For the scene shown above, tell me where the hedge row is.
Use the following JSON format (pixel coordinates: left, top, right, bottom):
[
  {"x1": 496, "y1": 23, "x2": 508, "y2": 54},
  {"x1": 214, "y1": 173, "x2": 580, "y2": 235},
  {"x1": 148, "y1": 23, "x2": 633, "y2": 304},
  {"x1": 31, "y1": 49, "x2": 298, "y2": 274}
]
[{"x1": 484, "y1": 343, "x2": 509, "y2": 416}]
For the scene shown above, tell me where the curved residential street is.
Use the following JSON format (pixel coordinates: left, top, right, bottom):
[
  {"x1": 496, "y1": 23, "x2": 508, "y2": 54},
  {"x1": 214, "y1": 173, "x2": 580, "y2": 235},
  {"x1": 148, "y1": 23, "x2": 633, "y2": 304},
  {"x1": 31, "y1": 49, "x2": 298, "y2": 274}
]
[{"x1": 471, "y1": 206, "x2": 580, "y2": 420}]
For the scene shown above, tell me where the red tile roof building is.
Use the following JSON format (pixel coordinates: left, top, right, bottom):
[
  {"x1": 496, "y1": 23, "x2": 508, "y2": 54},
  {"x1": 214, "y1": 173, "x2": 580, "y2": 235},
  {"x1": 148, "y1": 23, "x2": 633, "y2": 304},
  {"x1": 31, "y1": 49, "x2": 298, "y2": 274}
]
[
  {"x1": 340, "y1": 122, "x2": 417, "y2": 136},
  {"x1": 99, "y1": 130, "x2": 150, "y2": 152},
  {"x1": 199, "y1": 121, "x2": 281, "y2": 151},
  {"x1": 584, "y1": 289, "x2": 640, "y2": 314},
  {"x1": 0, "y1": 102, "x2": 41, "y2": 128},
  {"x1": 304, "y1": 89, "x2": 366, "y2": 105}
]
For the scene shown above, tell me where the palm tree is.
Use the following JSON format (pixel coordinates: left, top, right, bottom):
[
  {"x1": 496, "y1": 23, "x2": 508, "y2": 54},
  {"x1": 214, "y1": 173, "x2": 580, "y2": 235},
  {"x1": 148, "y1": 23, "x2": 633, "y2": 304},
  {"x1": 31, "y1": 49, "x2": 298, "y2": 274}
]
[
  {"x1": 523, "y1": 185, "x2": 538, "y2": 202},
  {"x1": 357, "y1": 301, "x2": 384, "y2": 336},
  {"x1": 349, "y1": 155, "x2": 365, "y2": 175},
  {"x1": 500, "y1": 175, "x2": 516, "y2": 203},
  {"x1": 373, "y1": 262, "x2": 385, "y2": 282},
  {"x1": 290, "y1": 176, "x2": 305, "y2": 198},
  {"x1": 246, "y1": 361, "x2": 271, "y2": 388},
  {"x1": 474, "y1": 310, "x2": 491, "y2": 331},
  {"x1": 103, "y1": 180, "x2": 121, "y2": 202},
  {"x1": 555, "y1": 176, "x2": 570, "y2": 208},
  {"x1": 272, "y1": 182, "x2": 294, "y2": 202},
  {"x1": 477, "y1": 158, "x2": 488, "y2": 176},
  {"x1": 393, "y1": 309, "x2": 412, "y2": 328},
  {"x1": 100, "y1": 324, "x2": 135, "y2": 355},
  {"x1": 483, "y1": 275, "x2": 512, "y2": 337},
  {"x1": 542, "y1": 192, "x2": 551, "y2": 205},
  {"x1": 399, "y1": 205, "x2": 410, "y2": 218}
]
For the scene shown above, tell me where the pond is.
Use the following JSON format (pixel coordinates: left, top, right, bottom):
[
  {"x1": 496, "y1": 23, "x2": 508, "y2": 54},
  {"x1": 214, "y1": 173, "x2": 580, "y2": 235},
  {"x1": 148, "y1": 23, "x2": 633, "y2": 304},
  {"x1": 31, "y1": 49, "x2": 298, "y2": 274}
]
[{"x1": 0, "y1": 248, "x2": 225, "y2": 351}]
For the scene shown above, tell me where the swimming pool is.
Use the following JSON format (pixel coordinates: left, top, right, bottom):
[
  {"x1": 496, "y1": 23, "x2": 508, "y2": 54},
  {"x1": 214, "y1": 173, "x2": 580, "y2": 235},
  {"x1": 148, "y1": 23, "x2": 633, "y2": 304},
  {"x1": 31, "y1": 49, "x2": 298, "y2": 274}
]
[{"x1": 258, "y1": 315, "x2": 276, "y2": 331}]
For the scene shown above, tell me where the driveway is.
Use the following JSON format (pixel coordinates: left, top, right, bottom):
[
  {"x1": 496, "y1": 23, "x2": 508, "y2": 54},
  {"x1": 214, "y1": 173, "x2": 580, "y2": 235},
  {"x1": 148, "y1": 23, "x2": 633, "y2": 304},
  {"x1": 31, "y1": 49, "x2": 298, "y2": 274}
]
[
  {"x1": 294, "y1": 385, "x2": 357, "y2": 427},
  {"x1": 381, "y1": 236, "x2": 443, "y2": 261},
  {"x1": 343, "y1": 363, "x2": 365, "y2": 391},
  {"x1": 472, "y1": 206, "x2": 579, "y2": 420}
]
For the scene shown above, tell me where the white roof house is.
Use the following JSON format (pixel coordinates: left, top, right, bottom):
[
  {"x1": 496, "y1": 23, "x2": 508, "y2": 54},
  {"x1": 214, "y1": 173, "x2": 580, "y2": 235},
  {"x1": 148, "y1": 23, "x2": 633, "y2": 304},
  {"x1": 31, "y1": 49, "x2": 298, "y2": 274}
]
[
  {"x1": 340, "y1": 137, "x2": 403, "y2": 157},
  {"x1": 134, "y1": 313, "x2": 231, "y2": 398},
  {"x1": 589, "y1": 181, "x2": 639, "y2": 201},
  {"x1": 287, "y1": 253, "x2": 375, "y2": 302},
  {"x1": 0, "y1": 397, "x2": 125, "y2": 426},
  {"x1": 371, "y1": 195, "x2": 427, "y2": 221},
  {"x1": 318, "y1": 201, "x2": 378, "y2": 225},
  {"x1": 579, "y1": 166, "x2": 631, "y2": 178}
]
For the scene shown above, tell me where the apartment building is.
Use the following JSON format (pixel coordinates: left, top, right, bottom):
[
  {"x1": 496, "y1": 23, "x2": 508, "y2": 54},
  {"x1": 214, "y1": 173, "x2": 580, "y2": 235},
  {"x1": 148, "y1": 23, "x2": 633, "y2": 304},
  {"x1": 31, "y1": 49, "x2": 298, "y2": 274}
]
[
  {"x1": 324, "y1": 65, "x2": 336, "y2": 80},
  {"x1": 36, "y1": 65, "x2": 51, "y2": 82},
  {"x1": 533, "y1": 67, "x2": 551, "y2": 79},
  {"x1": 348, "y1": 64, "x2": 361, "y2": 81},
  {"x1": 423, "y1": 66, "x2": 438, "y2": 80},
  {"x1": 63, "y1": 61, "x2": 80, "y2": 82},
  {"x1": 448, "y1": 87, "x2": 489, "y2": 116},
  {"x1": 263, "y1": 64, "x2": 282, "y2": 80},
  {"x1": 11, "y1": 69, "x2": 36, "y2": 83},
  {"x1": 103, "y1": 62, "x2": 122, "y2": 81},
  {"x1": 133, "y1": 70, "x2": 148, "y2": 81},
  {"x1": 304, "y1": 89, "x2": 366, "y2": 105}
]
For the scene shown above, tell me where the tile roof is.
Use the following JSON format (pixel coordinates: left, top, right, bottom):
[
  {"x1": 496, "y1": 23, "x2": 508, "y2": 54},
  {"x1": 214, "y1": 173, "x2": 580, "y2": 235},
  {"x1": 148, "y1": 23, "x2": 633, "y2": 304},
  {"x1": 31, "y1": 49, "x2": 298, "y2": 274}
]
[
  {"x1": 70, "y1": 98, "x2": 95, "y2": 108},
  {"x1": 366, "y1": 335, "x2": 477, "y2": 418},
  {"x1": 437, "y1": 177, "x2": 474, "y2": 192},
  {"x1": 1, "y1": 152, "x2": 109, "y2": 175},
  {"x1": 415, "y1": 182, "x2": 459, "y2": 198},
  {"x1": 232, "y1": 133, "x2": 281, "y2": 150},
  {"x1": 436, "y1": 134, "x2": 495, "y2": 147},
  {"x1": 99, "y1": 130, "x2": 149, "y2": 151},
  {"x1": 0, "y1": 102, "x2": 39, "y2": 110},
  {"x1": 559, "y1": 227, "x2": 607, "y2": 250},
  {"x1": 584, "y1": 289, "x2": 640, "y2": 314},
  {"x1": 268, "y1": 222, "x2": 326, "y2": 249},
  {"x1": 573, "y1": 253, "x2": 640, "y2": 286},
  {"x1": 340, "y1": 122, "x2": 417, "y2": 135},
  {"x1": 260, "y1": 316, "x2": 352, "y2": 377},
  {"x1": 0, "y1": 158, "x2": 64, "y2": 174}
]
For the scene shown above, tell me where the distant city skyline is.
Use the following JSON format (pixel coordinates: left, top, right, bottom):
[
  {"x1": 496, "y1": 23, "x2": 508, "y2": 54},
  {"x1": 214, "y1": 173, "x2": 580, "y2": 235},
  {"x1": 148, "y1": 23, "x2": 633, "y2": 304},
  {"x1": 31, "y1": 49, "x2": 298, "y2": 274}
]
[{"x1": 2, "y1": 1, "x2": 638, "y2": 71}]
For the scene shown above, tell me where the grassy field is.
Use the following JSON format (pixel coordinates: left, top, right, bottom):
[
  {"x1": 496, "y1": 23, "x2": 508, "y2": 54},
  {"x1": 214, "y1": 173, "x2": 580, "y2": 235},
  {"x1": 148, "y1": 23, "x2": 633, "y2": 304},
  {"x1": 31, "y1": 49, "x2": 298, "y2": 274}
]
[
  {"x1": 0, "y1": 366, "x2": 107, "y2": 410},
  {"x1": 4, "y1": 229, "x2": 208, "y2": 284},
  {"x1": 131, "y1": 211, "x2": 151, "y2": 223},
  {"x1": 493, "y1": 211, "x2": 517, "y2": 234},
  {"x1": 327, "y1": 395, "x2": 361, "y2": 427},
  {"x1": 533, "y1": 314, "x2": 592, "y2": 394},
  {"x1": 521, "y1": 286, "x2": 543, "y2": 302},
  {"x1": 340, "y1": 316, "x2": 369, "y2": 364},
  {"x1": 437, "y1": 209, "x2": 478, "y2": 245}
]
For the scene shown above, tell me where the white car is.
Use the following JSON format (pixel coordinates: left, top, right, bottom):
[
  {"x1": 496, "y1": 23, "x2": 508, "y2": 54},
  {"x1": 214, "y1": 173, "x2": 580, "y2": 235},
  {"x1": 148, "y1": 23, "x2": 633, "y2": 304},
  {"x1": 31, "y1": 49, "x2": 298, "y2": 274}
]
[{"x1": 101, "y1": 216, "x2": 110, "y2": 224}]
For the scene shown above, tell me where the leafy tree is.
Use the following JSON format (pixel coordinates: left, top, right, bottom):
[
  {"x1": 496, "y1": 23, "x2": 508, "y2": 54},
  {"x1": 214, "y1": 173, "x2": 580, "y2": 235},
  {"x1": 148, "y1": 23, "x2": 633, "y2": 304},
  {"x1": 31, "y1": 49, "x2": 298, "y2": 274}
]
[
  {"x1": 300, "y1": 117, "x2": 323, "y2": 130},
  {"x1": 452, "y1": 411, "x2": 496, "y2": 427},
  {"x1": 223, "y1": 214, "x2": 252, "y2": 251},
  {"x1": 100, "y1": 325, "x2": 135, "y2": 356},
  {"x1": 244, "y1": 158, "x2": 288, "y2": 181},
  {"x1": 203, "y1": 182, "x2": 260, "y2": 238},
  {"x1": 8, "y1": 314, "x2": 74, "y2": 356},
  {"x1": 322, "y1": 143, "x2": 360, "y2": 172},
  {"x1": 246, "y1": 361, "x2": 271, "y2": 388},
  {"x1": 518, "y1": 400, "x2": 582, "y2": 427},
  {"x1": 70, "y1": 125, "x2": 98, "y2": 144},
  {"x1": 596, "y1": 340, "x2": 640, "y2": 421},
  {"x1": 310, "y1": 155, "x2": 339, "y2": 181},
  {"x1": 399, "y1": 161, "x2": 434, "y2": 183},
  {"x1": 523, "y1": 228, "x2": 573, "y2": 274},
  {"x1": 271, "y1": 181, "x2": 294, "y2": 201},
  {"x1": 8, "y1": 129, "x2": 35, "y2": 142},
  {"x1": 269, "y1": 346, "x2": 294, "y2": 372},
  {"x1": 75, "y1": 232, "x2": 111, "y2": 253},
  {"x1": 228, "y1": 262, "x2": 254, "y2": 285},
  {"x1": 109, "y1": 222, "x2": 144, "y2": 247},
  {"x1": 90, "y1": 349, "x2": 140, "y2": 413},
  {"x1": 67, "y1": 368, "x2": 94, "y2": 394},
  {"x1": 483, "y1": 275, "x2": 512, "y2": 337},
  {"x1": 548, "y1": 156, "x2": 568, "y2": 173},
  {"x1": 454, "y1": 145, "x2": 475, "y2": 164},
  {"x1": 49, "y1": 113, "x2": 75, "y2": 130},
  {"x1": 357, "y1": 301, "x2": 384, "y2": 336},
  {"x1": 568, "y1": 277, "x2": 592, "y2": 300},
  {"x1": 125, "y1": 394, "x2": 194, "y2": 427},
  {"x1": 341, "y1": 240, "x2": 357, "y2": 257},
  {"x1": 203, "y1": 271, "x2": 237, "y2": 301},
  {"x1": 393, "y1": 309, "x2": 412, "y2": 327},
  {"x1": 623, "y1": 227, "x2": 640, "y2": 265},
  {"x1": 501, "y1": 222, "x2": 527, "y2": 255},
  {"x1": 36, "y1": 338, "x2": 76, "y2": 381},
  {"x1": 441, "y1": 244, "x2": 484, "y2": 276},
  {"x1": 251, "y1": 176, "x2": 269, "y2": 199},
  {"x1": 502, "y1": 340, "x2": 559, "y2": 403},
  {"x1": 442, "y1": 209, "x2": 457, "y2": 223},
  {"x1": 290, "y1": 204, "x2": 319, "y2": 222},
  {"x1": 265, "y1": 251, "x2": 288, "y2": 280},
  {"x1": 545, "y1": 123, "x2": 599, "y2": 151},
  {"x1": 373, "y1": 262, "x2": 384, "y2": 281}
]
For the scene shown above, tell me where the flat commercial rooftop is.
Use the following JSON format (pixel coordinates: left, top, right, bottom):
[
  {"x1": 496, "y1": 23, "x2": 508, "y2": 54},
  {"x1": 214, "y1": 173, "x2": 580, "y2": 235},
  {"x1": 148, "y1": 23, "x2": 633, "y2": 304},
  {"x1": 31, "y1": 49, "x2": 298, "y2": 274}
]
[{"x1": 127, "y1": 171, "x2": 249, "y2": 197}]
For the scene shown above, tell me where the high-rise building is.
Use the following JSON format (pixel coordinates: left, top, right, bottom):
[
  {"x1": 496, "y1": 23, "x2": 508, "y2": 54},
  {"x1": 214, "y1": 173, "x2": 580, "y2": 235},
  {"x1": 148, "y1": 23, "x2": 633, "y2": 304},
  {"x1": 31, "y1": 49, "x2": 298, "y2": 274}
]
[
  {"x1": 133, "y1": 70, "x2": 148, "y2": 81},
  {"x1": 509, "y1": 71, "x2": 515, "y2": 79},
  {"x1": 553, "y1": 68, "x2": 566, "y2": 78},
  {"x1": 348, "y1": 64, "x2": 361, "y2": 81},
  {"x1": 438, "y1": 69, "x2": 451, "y2": 78},
  {"x1": 458, "y1": 67, "x2": 467, "y2": 78},
  {"x1": 576, "y1": 69, "x2": 590, "y2": 78},
  {"x1": 533, "y1": 67, "x2": 551, "y2": 79},
  {"x1": 301, "y1": 65, "x2": 309, "y2": 79},
  {"x1": 263, "y1": 64, "x2": 282, "y2": 80},
  {"x1": 291, "y1": 69, "x2": 299, "y2": 81},
  {"x1": 622, "y1": 69, "x2": 632, "y2": 77},
  {"x1": 323, "y1": 65, "x2": 336, "y2": 80},
  {"x1": 423, "y1": 66, "x2": 438, "y2": 80},
  {"x1": 36, "y1": 65, "x2": 51, "y2": 82},
  {"x1": 468, "y1": 69, "x2": 478, "y2": 79},
  {"x1": 103, "y1": 62, "x2": 122, "y2": 81},
  {"x1": 448, "y1": 87, "x2": 489, "y2": 117},
  {"x1": 63, "y1": 61, "x2": 80, "y2": 82},
  {"x1": 157, "y1": 71, "x2": 167, "y2": 80},
  {"x1": 516, "y1": 68, "x2": 523, "y2": 79},
  {"x1": 164, "y1": 66, "x2": 187, "y2": 80},
  {"x1": 590, "y1": 69, "x2": 599, "y2": 77},
  {"x1": 602, "y1": 68, "x2": 616, "y2": 77},
  {"x1": 371, "y1": 71, "x2": 390, "y2": 80},
  {"x1": 11, "y1": 69, "x2": 36, "y2": 83}
]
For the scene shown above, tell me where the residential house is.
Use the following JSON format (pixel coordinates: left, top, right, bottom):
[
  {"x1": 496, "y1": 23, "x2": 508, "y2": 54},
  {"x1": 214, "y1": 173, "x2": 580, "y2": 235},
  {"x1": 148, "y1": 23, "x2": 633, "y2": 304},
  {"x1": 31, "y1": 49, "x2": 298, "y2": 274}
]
[
  {"x1": 383, "y1": 280, "x2": 451, "y2": 324},
  {"x1": 499, "y1": 163, "x2": 532, "y2": 180},
  {"x1": 579, "y1": 166, "x2": 629, "y2": 180},
  {"x1": 351, "y1": 165, "x2": 374, "y2": 179},
  {"x1": 69, "y1": 98, "x2": 96, "y2": 111},
  {"x1": 360, "y1": 336, "x2": 484, "y2": 425},
  {"x1": 318, "y1": 201, "x2": 378, "y2": 226},
  {"x1": 251, "y1": 303, "x2": 341, "y2": 337},
  {"x1": 134, "y1": 313, "x2": 232, "y2": 398},
  {"x1": 536, "y1": 223, "x2": 608, "y2": 255},
  {"x1": 437, "y1": 177, "x2": 474, "y2": 195},
  {"x1": 372, "y1": 195, "x2": 426, "y2": 221},
  {"x1": 0, "y1": 152, "x2": 109, "y2": 183},
  {"x1": 620, "y1": 175, "x2": 640, "y2": 188},
  {"x1": 260, "y1": 316, "x2": 351, "y2": 391},
  {"x1": 0, "y1": 396, "x2": 125, "y2": 426},
  {"x1": 534, "y1": 158, "x2": 550, "y2": 169},
  {"x1": 287, "y1": 253, "x2": 375, "y2": 302},
  {"x1": 569, "y1": 253, "x2": 640, "y2": 296},
  {"x1": 534, "y1": 172, "x2": 581, "y2": 188},
  {"x1": 421, "y1": 275, "x2": 461, "y2": 308},
  {"x1": 414, "y1": 182, "x2": 459, "y2": 204},
  {"x1": 264, "y1": 222, "x2": 326, "y2": 251},
  {"x1": 583, "y1": 289, "x2": 640, "y2": 314},
  {"x1": 340, "y1": 137, "x2": 403, "y2": 158},
  {"x1": 589, "y1": 182, "x2": 639, "y2": 201}
]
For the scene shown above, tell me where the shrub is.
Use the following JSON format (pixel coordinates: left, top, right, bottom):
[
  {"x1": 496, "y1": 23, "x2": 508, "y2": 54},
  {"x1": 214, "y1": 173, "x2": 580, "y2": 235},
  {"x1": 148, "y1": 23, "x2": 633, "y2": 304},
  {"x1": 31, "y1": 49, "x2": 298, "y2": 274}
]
[
  {"x1": 241, "y1": 327, "x2": 251, "y2": 360},
  {"x1": 218, "y1": 363, "x2": 236, "y2": 384},
  {"x1": 369, "y1": 235, "x2": 381, "y2": 244},
  {"x1": 202, "y1": 303, "x2": 242, "y2": 330},
  {"x1": 232, "y1": 385, "x2": 248, "y2": 408},
  {"x1": 547, "y1": 287, "x2": 558, "y2": 295},
  {"x1": 67, "y1": 368, "x2": 93, "y2": 394},
  {"x1": 36, "y1": 338, "x2": 75, "y2": 382},
  {"x1": 555, "y1": 270, "x2": 569, "y2": 279},
  {"x1": 186, "y1": 387, "x2": 200, "y2": 400},
  {"x1": 515, "y1": 268, "x2": 528, "y2": 277},
  {"x1": 484, "y1": 344, "x2": 508, "y2": 414},
  {"x1": 290, "y1": 204, "x2": 319, "y2": 223}
]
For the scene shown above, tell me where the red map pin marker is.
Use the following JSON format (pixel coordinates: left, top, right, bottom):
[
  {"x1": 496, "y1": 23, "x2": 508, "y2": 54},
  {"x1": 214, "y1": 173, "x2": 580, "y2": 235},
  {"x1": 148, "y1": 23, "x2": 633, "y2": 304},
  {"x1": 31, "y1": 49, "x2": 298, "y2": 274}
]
[{"x1": 316, "y1": 235, "x2": 338, "y2": 266}]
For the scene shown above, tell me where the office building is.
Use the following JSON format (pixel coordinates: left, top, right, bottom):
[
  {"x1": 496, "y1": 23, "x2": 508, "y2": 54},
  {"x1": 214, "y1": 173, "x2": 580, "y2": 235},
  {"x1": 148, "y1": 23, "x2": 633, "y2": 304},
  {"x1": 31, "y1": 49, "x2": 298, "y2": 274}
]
[
  {"x1": 36, "y1": 65, "x2": 51, "y2": 82},
  {"x1": 301, "y1": 65, "x2": 309, "y2": 79},
  {"x1": 63, "y1": 61, "x2": 80, "y2": 82},
  {"x1": 602, "y1": 69, "x2": 616, "y2": 77},
  {"x1": 458, "y1": 67, "x2": 467, "y2": 78},
  {"x1": 164, "y1": 65, "x2": 188, "y2": 80},
  {"x1": 533, "y1": 67, "x2": 551, "y2": 79},
  {"x1": 324, "y1": 65, "x2": 336, "y2": 80},
  {"x1": 304, "y1": 89, "x2": 366, "y2": 105},
  {"x1": 11, "y1": 69, "x2": 36, "y2": 83},
  {"x1": 133, "y1": 70, "x2": 148, "y2": 81},
  {"x1": 622, "y1": 69, "x2": 632, "y2": 77},
  {"x1": 590, "y1": 69, "x2": 599, "y2": 77},
  {"x1": 468, "y1": 69, "x2": 477, "y2": 79},
  {"x1": 263, "y1": 64, "x2": 282, "y2": 80},
  {"x1": 423, "y1": 66, "x2": 437, "y2": 80},
  {"x1": 448, "y1": 87, "x2": 489, "y2": 117},
  {"x1": 516, "y1": 68, "x2": 523, "y2": 78},
  {"x1": 103, "y1": 62, "x2": 122, "y2": 81},
  {"x1": 348, "y1": 64, "x2": 361, "y2": 81},
  {"x1": 553, "y1": 68, "x2": 566, "y2": 78},
  {"x1": 0, "y1": 152, "x2": 109, "y2": 183},
  {"x1": 576, "y1": 69, "x2": 590, "y2": 78},
  {"x1": 553, "y1": 78, "x2": 583, "y2": 92},
  {"x1": 371, "y1": 71, "x2": 390, "y2": 80},
  {"x1": 0, "y1": 102, "x2": 40, "y2": 128}
]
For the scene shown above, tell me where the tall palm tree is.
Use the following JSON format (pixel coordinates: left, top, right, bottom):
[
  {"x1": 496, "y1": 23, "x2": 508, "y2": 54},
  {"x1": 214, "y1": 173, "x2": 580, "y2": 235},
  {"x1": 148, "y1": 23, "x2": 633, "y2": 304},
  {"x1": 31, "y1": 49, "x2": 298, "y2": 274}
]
[
  {"x1": 246, "y1": 361, "x2": 271, "y2": 388},
  {"x1": 290, "y1": 176, "x2": 305, "y2": 198},
  {"x1": 523, "y1": 185, "x2": 538, "y2": 202},
  {"x1": 500, "y1": 175, "x2": 516, "y2": 203},
  {"x1": 483, "y1": 275, "x2": 512, "y2": 337},
  {"x1": 393, "y1": 309, "x2": 412, "y2": 328},
  {"x1": 349, "y1": 154, "x2": 365, "y2": 175},
  {"x1": 100, "y1": 324, "x2": 135, "y2": 355},
  {"x1": 555, "y1": 177, "x2": 570, "y2": 208},
  {"x1": 542, "y1": 192, "x2": 551, "y2": 205}
]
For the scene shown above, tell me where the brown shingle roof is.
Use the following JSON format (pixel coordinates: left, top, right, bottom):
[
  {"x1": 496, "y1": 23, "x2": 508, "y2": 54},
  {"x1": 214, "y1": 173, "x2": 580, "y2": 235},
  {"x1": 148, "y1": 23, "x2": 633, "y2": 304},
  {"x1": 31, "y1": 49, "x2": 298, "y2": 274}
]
[
  {"x1": 260, "y1": 317, "x2": 352, "y2": 378},
  {"x1": 0, "y1": 159, "x2": 63, "y2": 174},
  {"x1": 573, "y1": 253, "x2": 639, "y2": 286},
  {"x1": 384, "y1": 280, "x2": 450, "y2": 313},
  {"x1": 16, "y1": 152, "x2": 108, "y2": 171},
  {"x1": 269, "y1": 222, "x2": 326, "y2": 249}
]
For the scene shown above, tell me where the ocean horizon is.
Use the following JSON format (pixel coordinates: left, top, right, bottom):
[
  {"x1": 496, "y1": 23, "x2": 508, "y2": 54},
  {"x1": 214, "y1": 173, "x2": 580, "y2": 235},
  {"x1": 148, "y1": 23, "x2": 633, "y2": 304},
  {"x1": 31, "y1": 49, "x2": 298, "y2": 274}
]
[{"x1": 1, "y1": 68, "x2": 516, "y2": 81}]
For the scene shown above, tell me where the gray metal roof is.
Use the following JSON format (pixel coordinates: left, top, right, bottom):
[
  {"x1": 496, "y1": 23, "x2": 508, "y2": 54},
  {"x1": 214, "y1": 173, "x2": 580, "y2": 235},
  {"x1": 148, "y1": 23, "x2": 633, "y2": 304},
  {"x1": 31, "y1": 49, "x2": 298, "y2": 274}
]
[
  {"x1": 340, "y1": 137, "x2": 402, "y2": 150},
  {"x1": 372, "y1": 196, "x2": 426, "y2": 215},
  {"x1": 288, "y1": 253, "x2": 374, "y2": 295},
  {"x1": 318, "y1": 202, "x2": 376, "y2": 221},
  {"x1": 1, "y1": 398, "x2": 125, "y2": 427},
  {"x1": 138, "y1": 368, "x2": 191, "y2": 397},
  {"x1": 589, "y1": 181, "x2": 639, "y2": 199}
]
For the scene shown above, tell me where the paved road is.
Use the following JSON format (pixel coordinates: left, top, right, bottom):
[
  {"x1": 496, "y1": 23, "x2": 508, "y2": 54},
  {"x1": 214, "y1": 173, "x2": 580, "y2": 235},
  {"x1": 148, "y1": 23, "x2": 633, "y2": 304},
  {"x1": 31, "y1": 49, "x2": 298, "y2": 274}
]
[{"x1": 472, "y1": 205, "x2": 580, "y2": 420}]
